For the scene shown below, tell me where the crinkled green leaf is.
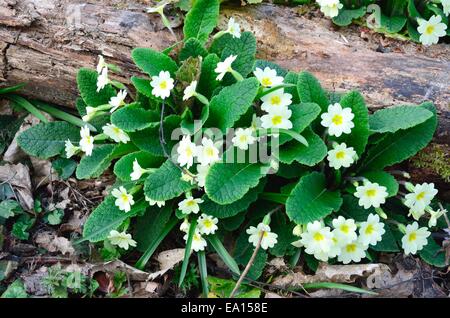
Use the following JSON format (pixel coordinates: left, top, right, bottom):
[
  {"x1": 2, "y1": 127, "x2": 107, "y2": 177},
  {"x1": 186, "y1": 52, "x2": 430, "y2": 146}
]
[
  {"x1": 361, "y1": 102, "x2": 437, "y2": 170},
  {"x1": 205, "y1": 161, "x2": 269, "y2": 205},
  {"x1": 17, "y1": 122, "x2": 80, "y2": 159},
  {"x1": 179, "y1": 38, "x2": 208, "y2": 61},
  {"x1": 278, "y1": 128, "x2": 327, "y2": 166},
  {"x1": 0, "y1": 200, "x2": 22, "y2": 219},
  {"x1": 206, "y1": 78, "x2": 259, "y2": 132},
  {"x1": 380, "y1": 14, "x2": 407, "y2": 33},
  {"x1": 144, "y1": 160, "x2": 194, "y2": 201},
  {"x1": 197, "y1": 53, "x2": 221, "y2": 99},
  {"x1": 82, "y1": 197, "x2": 147, "y2": 243},
  {"x1": 200, "y1": 180, "x2": 265, "y2": 218},
  {"x1": 370, "y1": 223, "x2": 400, "y2": 252},
  {"x1": 131, "y1": 77, "x2": 152, "y2": 97},
  {"x1": 286, "y1": 172, "x2": 343, "y2": 224},
  {"x1": 131, "y1": 48, "x2": 178, "y2": 77},
  {"x1": 114, "y1": 151, "x2": 164, "y2": 181},
  {"x1": 76, "y1": 144, "x2": 116, "y2": 180},
  {"x1": 297, "y1": 71, "x2": 329, "y2": 112},
  {"x1": 332, "y1": 7, "x2": 367, "y2": 26},
  {"x1": 279, "y1": 103, "x2": 321, "y2": 145},
  {"x1": 111, "y1": 103, "x2": 159, "y2": 132},
  {"x1": 183, "y1": 0, "x2": 219, "y2": 43},
  {"x1": 369, "y1": 105, "x2": 433, "y2": 134},
  {"x1": 234, "y1": 230, "x2": 267, "y2": 280},
  {"x1": 77, "y1": 68, "x2": 116, "y2": 107},
  {"x1": 130, "y1": 115, "x2": 180, "y2": 156},
  {"x1": 419, "y1": 237, "x2": 446, "y2": 267}
]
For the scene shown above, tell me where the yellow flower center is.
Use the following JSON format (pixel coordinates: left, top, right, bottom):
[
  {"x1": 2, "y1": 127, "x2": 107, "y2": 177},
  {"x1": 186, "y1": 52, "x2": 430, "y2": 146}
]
[
  {"x1": 271, "y1": 115, "x2": 283, "y2": 126},
  {"x1": 160, "y1": 81, "x2": 167, "y2": 89},
  {"x1": 86, "y1": 136, "x2": 92, "y2": 143},
  {"x1": 206, "y1": 147, "x2": 214, "y2": 157},
  {"x1": 270, "y1": 95, "x2": 281, "y2": 105},
  {"x1": 121, "y1": 194, "x2": 129, "y2": 202},
  {"x1": 425, "y1": 25, "x2": 435, "y2": 35},
  {"x1": 263, "y1": 231, "x2": 268, "y2": 238},
  {"x1": 313, "y1": 232, "x2": 324, "y2": 241},
  {"x1": 185, "y1": 147, "x2": 193, "y2": 157},
  {"x1": 340, "y1": 224, "x2": 349, "y2": 233},
  {"x1": 239, "y1": 135, "x2": 247, "y2": 143},
  {"x1": 193, "y1": 234, "x2": 201, "y2": 241},
  {"x1": 346, "y1": 244, "x2": 357, "y2": 253},
  {"x1": 366, "y1": 189, "x2": 377, "y2": 197},
  {"x1": 261, "y1": 77, "x2": 272, "y2": 86},
  {"x1": 186, "y1": 200, "x2": 196, "y2": 207},
  {"x1": 332, "y1": 114, "x2": 343, "y2": 125},
  {"x1": 335, "y1": 151, "x2": 346, "y2": 159},
  {"x1": 408, "y1": 232, "x2": 417, "y2": 242},
  {"x1": 113, "y1": 127, "x2": 121, "y2": 134},
  {"x1": 416, "y1": 191, "x2": 426, "y2": 200},
  {"x1": 365, "y1": 224, "x2": 374, "y2": 235},
  {"x1": 203, "y1": 219, "x2": 213, "y2": 228}
]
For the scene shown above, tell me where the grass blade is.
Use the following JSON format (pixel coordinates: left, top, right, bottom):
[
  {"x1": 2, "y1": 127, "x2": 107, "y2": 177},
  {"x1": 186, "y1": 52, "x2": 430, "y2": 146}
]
[
  {"x1": 0, "y1": 83, "x2": 26, "y2": 95},
  {"x1": 301, "y1": 282, "x2": 378, "y2": 295},
  {"x1": 207, "y1": 235, "x2": 240, "y2": 275},
  {"x1": 260, "y1": 192, "x2": 288, "y2": 204},
  {"x1": 33, "y1": 100, "x2": 96, "y2": 132},
  {"x1": 135, "y1": 217, "x2": 178, "y2": 270},
  {"x1": 197, "y1": 250, "x2": 209, "y2": 298},
  {"x1": 6, "y1": 94, "x2": 48, "y2": 123},
  {"x1": 178, "y1": 217, "x2": 198, "y2": 287}
]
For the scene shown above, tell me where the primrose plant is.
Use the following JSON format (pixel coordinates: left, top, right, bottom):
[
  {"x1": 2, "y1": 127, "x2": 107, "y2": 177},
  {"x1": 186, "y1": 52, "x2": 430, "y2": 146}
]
[{"x1": 17, "y1": 0, "x2": 447, "y2": 294}]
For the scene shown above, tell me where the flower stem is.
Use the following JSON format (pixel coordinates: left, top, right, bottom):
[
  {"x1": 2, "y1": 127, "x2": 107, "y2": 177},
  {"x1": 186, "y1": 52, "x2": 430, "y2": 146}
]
[{"x1": 230, "y1": 70, "x2": 244, "y2": 82}]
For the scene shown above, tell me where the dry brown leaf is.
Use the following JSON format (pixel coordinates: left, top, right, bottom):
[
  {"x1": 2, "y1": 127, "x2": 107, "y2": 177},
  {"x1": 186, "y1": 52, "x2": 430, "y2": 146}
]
[
  {"x1": 273, "y1": 263, "x2": 389, "y2": 288},
  {"x1": 0, "y1": 162, "x2": 33, "y2": 210},
  {"x1": 148, "y1": 248, "x2": 185, "y2": 280},
  {"x1": 88, "y1": 260, "x2": 150, "y2": 281},
  {"x1": 35, "y1": 231, "x2": 75, "y2": 255}
]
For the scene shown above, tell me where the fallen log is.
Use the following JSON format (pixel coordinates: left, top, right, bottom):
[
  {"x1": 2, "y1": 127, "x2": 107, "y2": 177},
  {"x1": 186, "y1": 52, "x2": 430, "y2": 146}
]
[{"x1": 0, "y1": 1, "x2": 448, "y2": 192}]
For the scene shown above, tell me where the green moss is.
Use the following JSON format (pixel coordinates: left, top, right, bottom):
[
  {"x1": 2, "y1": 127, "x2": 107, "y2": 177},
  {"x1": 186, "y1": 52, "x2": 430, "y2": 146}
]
[{"x1": 411, "y1": 144, "x2": 450, "y2": 183}]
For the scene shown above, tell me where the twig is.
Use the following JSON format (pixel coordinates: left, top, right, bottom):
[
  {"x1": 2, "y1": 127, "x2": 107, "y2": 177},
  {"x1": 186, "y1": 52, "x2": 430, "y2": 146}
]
[
  {"x1": 229, "y1": 232, "x2": 264, "y2": 298},
  {"x1": 438, "y1": 202, "x2": 450, "y2": 229}
]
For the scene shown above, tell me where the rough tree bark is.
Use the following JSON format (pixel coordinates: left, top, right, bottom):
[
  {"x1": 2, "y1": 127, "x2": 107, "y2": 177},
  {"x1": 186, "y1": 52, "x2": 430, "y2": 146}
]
[{"x1": 0, "y1": 0, "x2": 449, "y2": 192}]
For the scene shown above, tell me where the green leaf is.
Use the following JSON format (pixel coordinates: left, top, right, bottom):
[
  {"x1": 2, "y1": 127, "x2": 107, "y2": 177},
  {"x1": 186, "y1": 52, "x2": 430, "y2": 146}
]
[
  {"x1": 111, "y1": 103, "x2": 159, "y2": 132},
  {"x1": 114, "y1": 151, "x2": 164, "y2": 181},
  {"x1": 206, "y1": 78, "x2": 259, "y2": 132},
  {"x1": 144, "y1": 160, "x2": 194, "y2": 201},
  {"x1": 52, "y1": 158, "x2": 77, "y2": 180},
  {"x1": 77, "y1": 68, "x2": 116, "y2": 107},
  {"x1": 279, "y1": 103, "x2": 321, "y2": 145},
  {"x1": 210, "y1": 32, "x2": 257, "y2": 80},
  {"x1": 360, "y1": 171, "x2": 399, "y2": 197},
  {"x1": 200, "y1": 180, "x2": 265, "y2": 218},
  {"x1": 179, "y1": 218, "x2": 198, "y2": 287},
  {"x1": 76, "y1": 144, "x2": 116, "y2": 180},
  {"x1": 380, "y1": 14, "x2": 407, "y2": 33},
  {"x1": 17, "y1": 122, "x2": 80, "y2": 159},
  {"x1": 130, "y1": 115, "x2": 180, "y2": 156},
  {"x1": 361, "y1": 102, "x2": 437, "y2": 170},
  {"x1": 339, "y1": 195, "x2": 374, "y2": 222},
  {"x1": 1, "y1": 280, "x2": 28, "y2": 298},
  {"x1": 0, "y1": 83, "x2": 25, "y2": 95},
  {"x1": 134, "y1": 204, "x2": 173, "y2": 253},
  {"x1": 183, "y1": 0, "x2": 220, "y2": 43},
  {"x1": 131, "y1": 48, "x2": 178, "y2": 77},
  {"x1": 0, "y1": 200, "x2": 22, "y2": 219},
  {"x1": 6, "y1": 95, "x2": 48, "y2": 123},
  {"x1": 334, "y1": 91, "x2": 369, "y2": 156},
  {"x1": 286, "y1": 172, "x2": 343, "y2": 224},
  {"x1": 278, "y1": 128, "x2": 327, "y2": 166},
  {"x1": 197, "y1": 54, "x2": 221, "y2": 99},
  {"x1": 205, "y1": 162, "x2": 269, "y2": 205},
  {"x1": 419, "y1": 237, "x2": 446, "y2": 267},
  {"x1": 198, "y1": 250, "x2": 209, "y2": 297},
  {"x1": 332, "y1": 7, "x2": 367, "y2": 26},
  {"x1": 81, "y1": 197, "x2": 147, "y2": 243},
  {"x1": 207, "y1": 235, "x2": 241, "y2": 275},
  {"x1": 369, "y1": 105, "x2": 433, "y2": 134},
  {"x1": 407, "y1": 0, "x2": 421, "y2": 19},
  {"x1": 269, "y1": 214, "x2": 296, "y2": 257},
  {"x1": 407, "y1": 20, "x2": 421, "y2": 42},
  {"x1": 179, "y1": 38, "x2": 208, "y2": 61},
  {"x1": 284, "y1": 72, "x2": 300, "y2": 104},
  {"x1": 297, "y1": 71, "x2": 329, "y2": 112},
  {"x1": 131, "y1": 77, "x2": 152, "y2": 98}
]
